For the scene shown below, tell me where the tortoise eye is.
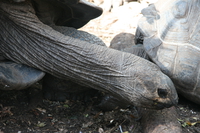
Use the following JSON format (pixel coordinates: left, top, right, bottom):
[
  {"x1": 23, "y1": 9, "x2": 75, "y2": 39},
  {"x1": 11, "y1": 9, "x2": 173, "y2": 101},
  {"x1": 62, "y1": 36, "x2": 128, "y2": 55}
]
[{"x1": 158, "y1": 88, "x2": 168, "y2": 98}]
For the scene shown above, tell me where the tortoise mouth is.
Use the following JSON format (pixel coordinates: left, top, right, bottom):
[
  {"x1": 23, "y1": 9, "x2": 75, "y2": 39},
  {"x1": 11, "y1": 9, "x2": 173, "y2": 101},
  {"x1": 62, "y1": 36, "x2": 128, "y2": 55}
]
[
  {"x1": 138, "y1": 96, "x2": 178, "y2": 110},
  {"x1": 152, "y1": 98, "x2": 178, "y2": 109}
]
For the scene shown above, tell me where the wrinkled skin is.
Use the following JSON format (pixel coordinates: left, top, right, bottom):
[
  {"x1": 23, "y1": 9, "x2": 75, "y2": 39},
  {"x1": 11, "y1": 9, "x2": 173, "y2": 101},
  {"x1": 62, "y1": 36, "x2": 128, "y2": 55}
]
[
  {"x1": 110, "y1": 33, "x2": 183, "y2": 132},
  {"x1": 136, "y1": 0, "x2": 200, "y2": 104},
  {"x1": 0, "y1": 0, "x2": 178, "y2": 109}
]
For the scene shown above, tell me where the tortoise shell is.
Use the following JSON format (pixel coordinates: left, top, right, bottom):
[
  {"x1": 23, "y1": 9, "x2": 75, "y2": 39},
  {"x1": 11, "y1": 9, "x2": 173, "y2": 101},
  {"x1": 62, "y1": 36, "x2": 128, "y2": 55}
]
[
  {"x1": 136, "y1": 0, "x2": 200, "y2": 104},
  {"x1": 32, "y1": 0, "x2": 103, "y2": 29}
]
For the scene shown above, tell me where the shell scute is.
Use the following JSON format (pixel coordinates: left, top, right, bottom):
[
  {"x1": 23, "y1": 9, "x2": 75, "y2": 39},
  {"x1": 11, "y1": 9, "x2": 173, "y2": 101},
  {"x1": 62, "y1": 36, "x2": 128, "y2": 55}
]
[
  {"x1": 189, "y1": 21, "x2": 200, "y2": 49},
  {"x1": 156, "y1": 44, "x2": 177, "y2": 76},
  {"x1": 137, "y1": 0, "x2": 200, "y2": 104},
  {"x1": 172, "y1": 45, "x2": 200, "y2": 92}
]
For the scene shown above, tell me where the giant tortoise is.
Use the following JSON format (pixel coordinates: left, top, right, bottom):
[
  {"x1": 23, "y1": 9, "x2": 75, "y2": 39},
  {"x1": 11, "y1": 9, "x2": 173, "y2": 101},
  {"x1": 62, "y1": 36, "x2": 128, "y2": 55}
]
[
  {"x1": 0, "y1": 0, "x2": 178, "y2": 109},
  {"x1": 136, "y1": 0, "x2": 200, "y2": 105}
]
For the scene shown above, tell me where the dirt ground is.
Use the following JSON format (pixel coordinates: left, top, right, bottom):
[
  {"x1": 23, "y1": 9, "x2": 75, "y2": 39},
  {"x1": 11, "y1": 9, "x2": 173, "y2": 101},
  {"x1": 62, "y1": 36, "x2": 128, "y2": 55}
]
[
  {"x1": 0, "y1": 85, "x2": 142, "y2": 133},
  {"x1": 0, "y1": 1, "x2": 200, "y2": 133},
  {"x1": 0, "y1": 83, "x2": 200, "y2": 133}
]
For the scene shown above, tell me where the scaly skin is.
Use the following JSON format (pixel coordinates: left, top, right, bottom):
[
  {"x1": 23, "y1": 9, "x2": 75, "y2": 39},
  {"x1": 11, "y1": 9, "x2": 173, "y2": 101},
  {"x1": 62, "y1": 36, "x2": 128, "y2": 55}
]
[{"x1": 0, "y1": 0, "x2": 178, "y2": 109}]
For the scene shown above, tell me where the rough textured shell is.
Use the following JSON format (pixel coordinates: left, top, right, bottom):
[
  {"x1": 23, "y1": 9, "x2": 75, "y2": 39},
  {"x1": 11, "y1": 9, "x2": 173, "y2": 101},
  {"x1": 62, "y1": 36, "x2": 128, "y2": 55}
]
[
  {"x1": 44, "y1": 0, "x2": 103, "y2": 28},
  {"x1": 136, "y1": 0, "x2": 200, "y2": 104}
]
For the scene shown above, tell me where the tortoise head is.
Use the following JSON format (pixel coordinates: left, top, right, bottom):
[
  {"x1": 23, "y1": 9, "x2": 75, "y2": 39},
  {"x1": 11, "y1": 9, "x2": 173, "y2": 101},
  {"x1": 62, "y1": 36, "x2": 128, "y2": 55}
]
[
  {"x1": 109, "y1": 32, "x2": 178, "y2": 109},
  {"x1": 148, "y1": 72, "x2": 178, "y2": 109},
  {"x1": 126, "y1": 62, "x2": 179, "y2": 109}
]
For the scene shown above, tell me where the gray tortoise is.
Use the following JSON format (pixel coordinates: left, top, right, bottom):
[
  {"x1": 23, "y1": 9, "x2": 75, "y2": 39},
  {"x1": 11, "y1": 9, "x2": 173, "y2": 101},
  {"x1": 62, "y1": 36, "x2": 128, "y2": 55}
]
[
  {"x1": 135, "y1": 0, "x2": 200, "y2": 105},
  {"x1": 0, "y1": 0, "x2": 178, "y2": 109}
]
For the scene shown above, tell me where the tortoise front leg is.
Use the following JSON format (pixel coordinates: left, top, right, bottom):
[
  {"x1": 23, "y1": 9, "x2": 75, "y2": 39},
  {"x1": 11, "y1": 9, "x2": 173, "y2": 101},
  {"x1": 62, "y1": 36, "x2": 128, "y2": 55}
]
[{"x1": 0, "y1": 61, "x2": 44, "y2": 90}]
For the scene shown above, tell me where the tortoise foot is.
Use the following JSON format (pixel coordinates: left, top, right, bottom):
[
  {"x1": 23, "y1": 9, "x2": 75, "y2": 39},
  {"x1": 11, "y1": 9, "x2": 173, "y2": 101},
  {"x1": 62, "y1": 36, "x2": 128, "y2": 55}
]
[
  {"x1": 0, "y1": 61, "x2": 45, "y2": 90},
  {"x1": 43, "y1": 74, "x2": 129, "y2": 111},
  {"x1": 43, "y1": 88, "x2": 100, "y2": 102},
  {"x1": 42, "y1": 74, "x2": 100, "y2": 102},
  {"x1": 96, "y1": 94, "x2": 129, "y2": 111}
]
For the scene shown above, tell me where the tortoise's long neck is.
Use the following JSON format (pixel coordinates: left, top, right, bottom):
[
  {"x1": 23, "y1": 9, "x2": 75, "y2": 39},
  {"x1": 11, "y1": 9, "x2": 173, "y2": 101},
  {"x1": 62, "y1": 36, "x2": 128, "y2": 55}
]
[{"x1": 0, "y1": 0, "x2": 178, "y2": 108}]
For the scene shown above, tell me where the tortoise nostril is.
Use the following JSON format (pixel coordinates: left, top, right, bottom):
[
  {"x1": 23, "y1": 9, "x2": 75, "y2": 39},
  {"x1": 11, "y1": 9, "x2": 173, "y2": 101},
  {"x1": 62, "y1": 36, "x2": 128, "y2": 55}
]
[{"x1": 158, "y1": 88, "x2": 168, "y2": 98}]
